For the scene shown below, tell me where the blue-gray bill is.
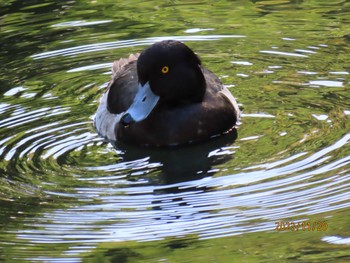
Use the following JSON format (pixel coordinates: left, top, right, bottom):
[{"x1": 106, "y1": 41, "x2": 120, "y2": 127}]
[{"x1": 120, "y1": 82, "x2": 160, "y2": 126}]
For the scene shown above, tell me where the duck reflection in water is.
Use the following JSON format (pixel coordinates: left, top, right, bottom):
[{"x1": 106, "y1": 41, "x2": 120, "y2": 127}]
[
  {"x1": 114, "y1": 129, "x2": 237, "y2": 185},
  {"x1": 114, "y1": 131, "x2": 237, "y2": 221}
]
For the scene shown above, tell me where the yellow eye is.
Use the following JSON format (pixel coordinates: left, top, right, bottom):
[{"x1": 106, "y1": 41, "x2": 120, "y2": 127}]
[{"x1": 161, "y1": 66, "x2": 169, "y2": 74}]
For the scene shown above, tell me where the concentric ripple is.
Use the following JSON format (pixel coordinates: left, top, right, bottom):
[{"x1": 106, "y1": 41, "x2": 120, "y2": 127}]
[
  {"x1": 1, "y1": 33, "x2": 350, "y2": 260},
  {"x1": 13, "y1": 133, "x2": 350, "y2": 246}
]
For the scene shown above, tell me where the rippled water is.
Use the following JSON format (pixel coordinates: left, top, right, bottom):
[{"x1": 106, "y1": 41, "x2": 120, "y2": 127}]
[{"x1": 1, "y1": 0, "x2": 350, "y2": 262}]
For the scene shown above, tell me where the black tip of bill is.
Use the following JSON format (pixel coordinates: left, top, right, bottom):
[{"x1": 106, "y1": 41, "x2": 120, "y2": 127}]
[{"x1": 120, "y1": 113, "x2": 135, "y2": 127}]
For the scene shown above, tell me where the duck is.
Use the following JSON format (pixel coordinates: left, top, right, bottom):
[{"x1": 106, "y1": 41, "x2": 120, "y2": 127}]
[{"x1": 94, "y1": 40, "x2": 240, "y2": 147}]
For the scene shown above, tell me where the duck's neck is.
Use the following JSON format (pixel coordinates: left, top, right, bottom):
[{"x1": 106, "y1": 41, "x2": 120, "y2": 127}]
[{"x1": 187, "y1": 66, "x2": 206, "y2": 103}]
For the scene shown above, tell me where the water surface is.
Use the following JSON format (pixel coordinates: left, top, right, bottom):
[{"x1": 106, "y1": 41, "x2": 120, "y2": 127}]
[{"x1": 0, "y1": 0, "x2": 350, "y2": 262}]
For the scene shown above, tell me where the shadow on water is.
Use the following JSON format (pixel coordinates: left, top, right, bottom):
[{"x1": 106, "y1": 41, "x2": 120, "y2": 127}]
[
  {"x1": 114, "y1": 130, "x2": 238, "y2": 185},
  {"x1": 115, "y1": 129, "x2": 237, "y2": 224}
]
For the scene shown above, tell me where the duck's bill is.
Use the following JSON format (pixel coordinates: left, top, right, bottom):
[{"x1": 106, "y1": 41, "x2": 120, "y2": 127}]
[{"x1": 121, "y1": 82, "x2": 160, "y2": 126}]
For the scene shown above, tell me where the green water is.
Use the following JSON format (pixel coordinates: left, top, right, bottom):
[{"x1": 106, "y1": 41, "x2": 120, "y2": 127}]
[{"x1": 0, "y1": 0, "x2": 349, "y2": 262}]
